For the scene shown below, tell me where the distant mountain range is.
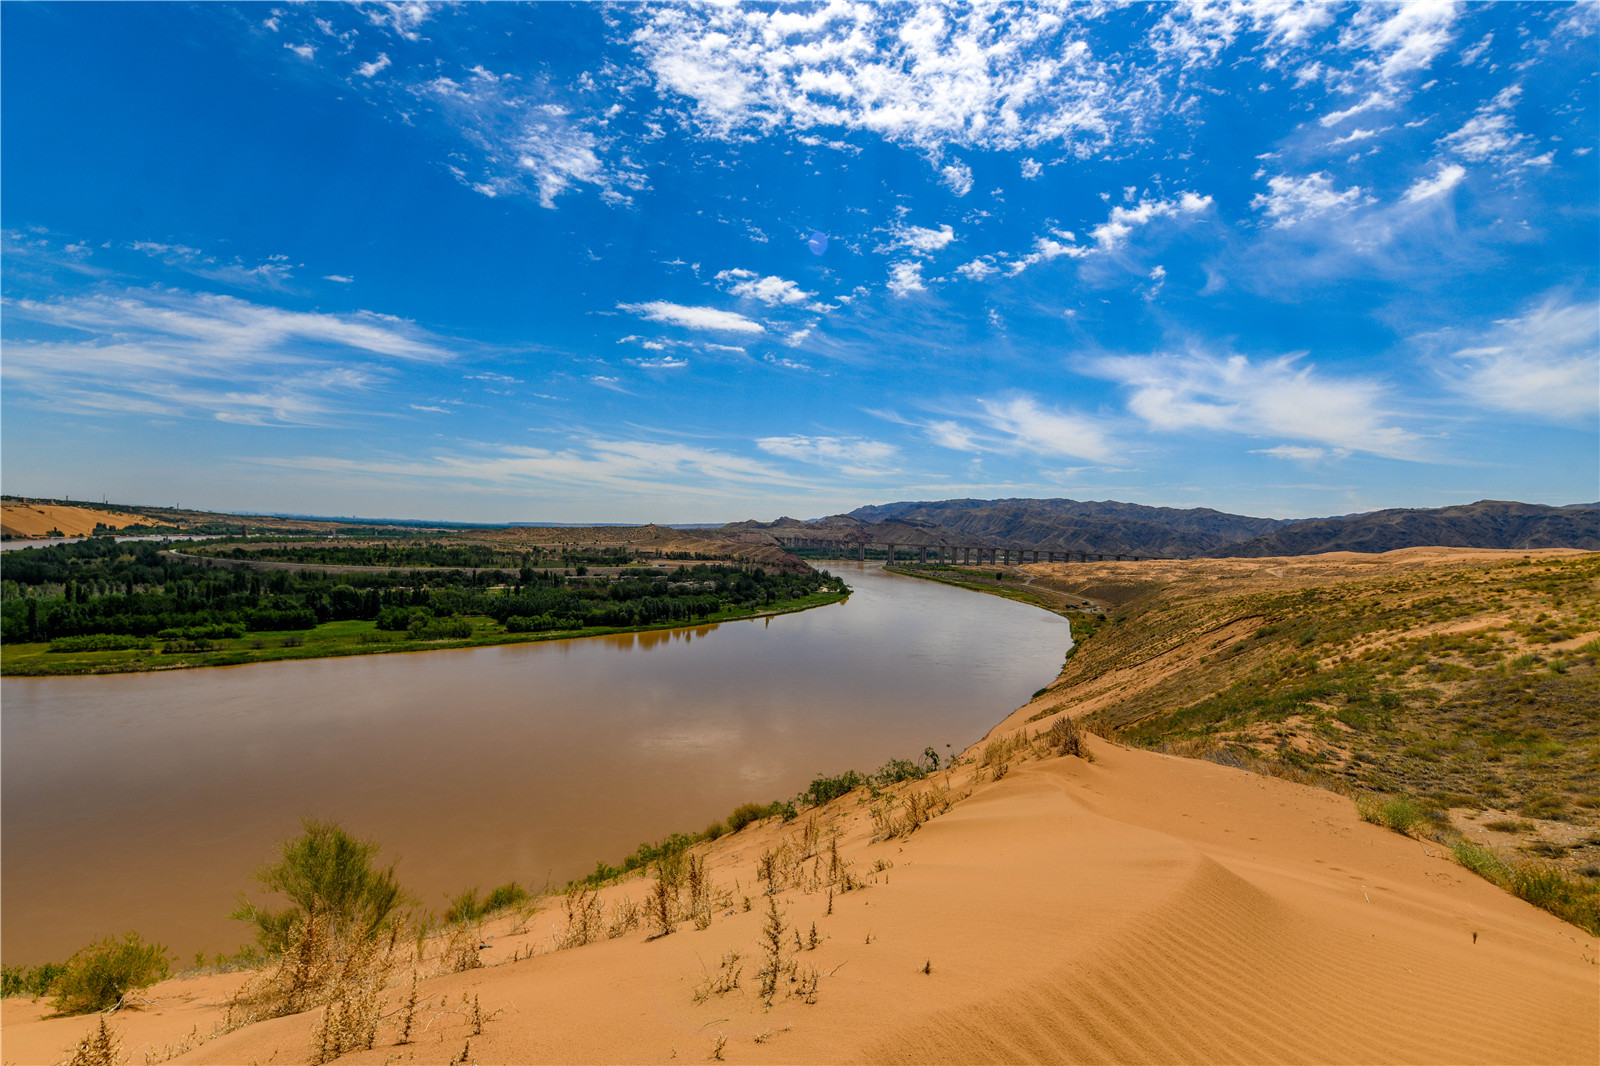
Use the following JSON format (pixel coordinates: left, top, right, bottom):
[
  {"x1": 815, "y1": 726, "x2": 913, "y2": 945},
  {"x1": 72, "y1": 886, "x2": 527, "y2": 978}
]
[
  {"x1": 1203, "y1": 500, "x2": 1600, "y2": 557},
  {"x1": 724, "y1": 498, "x2": 1600, "y2": 559}
]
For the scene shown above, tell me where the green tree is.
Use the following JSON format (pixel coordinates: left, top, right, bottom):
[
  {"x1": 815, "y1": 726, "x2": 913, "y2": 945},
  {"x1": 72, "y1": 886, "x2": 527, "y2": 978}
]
[{"x1": 232, "y1": 818, "x2": 408, "y2": 954}]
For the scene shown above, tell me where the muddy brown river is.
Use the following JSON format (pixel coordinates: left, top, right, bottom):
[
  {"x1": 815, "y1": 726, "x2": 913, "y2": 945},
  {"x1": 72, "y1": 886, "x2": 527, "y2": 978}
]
[{"x1": 1, "y1": 563, "x2": 1069, "y2": 964}]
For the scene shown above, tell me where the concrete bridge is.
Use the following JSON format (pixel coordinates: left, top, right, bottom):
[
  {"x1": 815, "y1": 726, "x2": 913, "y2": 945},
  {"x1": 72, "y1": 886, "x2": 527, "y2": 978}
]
[{"x1": 769, "y1": 536, "x2": 1145, "y2": 565}]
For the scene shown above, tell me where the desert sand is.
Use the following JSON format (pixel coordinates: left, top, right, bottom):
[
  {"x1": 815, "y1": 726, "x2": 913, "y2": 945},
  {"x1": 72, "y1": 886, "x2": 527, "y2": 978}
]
[
  {"x1": 4, "y1": 549, "x2": 1597, "y2": 1064},
  {"x1": 0, "y1": 504, "x2": 148, "y2": 540},
  {"x1": 5, "y1": 726, "x2": 1594, "y2": 1064}
]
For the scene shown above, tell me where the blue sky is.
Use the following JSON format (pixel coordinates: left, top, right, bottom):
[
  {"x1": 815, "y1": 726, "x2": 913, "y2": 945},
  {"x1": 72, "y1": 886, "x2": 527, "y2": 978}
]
[{"x1": 2, "y1": 1, "x2": 1595, "y2": 523}]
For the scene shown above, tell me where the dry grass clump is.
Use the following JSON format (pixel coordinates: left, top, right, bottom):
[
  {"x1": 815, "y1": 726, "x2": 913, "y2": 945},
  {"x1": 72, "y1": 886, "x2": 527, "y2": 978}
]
[
  {"x1": 552, "y1": 886, "x2": 605, "y2": 949},
  {"x1": 1044, "y1": 714, "x2": 1096, "y2": 761},
  {"x1": 870, "y1": 780, "x2": 955, "y2": 840},
  {"x1": 66, "y1": 1016, "x2": 121, "y2": 1066},
  {"x1": 436, "y1": 921, "x2": 484, "y2": 974},
  {"x1": 692, "y1": 951, "x2": 743, "y2": 1004},
  {"x1": 981, "y1": 732, "x2": 1034, "y2": 780},
  {"x1": 224, "y1": 904, "x2": 403, "y2": 1047}
]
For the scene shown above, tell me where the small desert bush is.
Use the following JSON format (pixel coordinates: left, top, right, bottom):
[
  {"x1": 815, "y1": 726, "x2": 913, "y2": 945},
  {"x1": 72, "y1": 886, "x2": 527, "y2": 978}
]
[
  {"x1": 51, "y1": 931, "x2": 171, "y2": 1015},
  {"x1": 226, "y1": 906, "x2": 404, "y2": 1037},
  {"x1": 726, "y1": 802, "x2": 772, "y2": 833},
  {"x1": 66, "y1": 1016, "x2": 122, "y2": 1066},
  {"x1": 232, "y1": 819, "x2": 407, "y2": 953},
  {"x1": 1045, "y1": 715, "x2": 1095, "y2": 761},
  {"x1": 1356, "y1": 794, "x2": 1428, "y2": 835}
]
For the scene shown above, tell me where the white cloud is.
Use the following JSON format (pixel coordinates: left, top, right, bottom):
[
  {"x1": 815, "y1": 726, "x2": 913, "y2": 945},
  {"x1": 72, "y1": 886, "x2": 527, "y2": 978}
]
[
  {"x1": 324, "y1": 274, "x2": 355, "y2": 284},
  {"x1": 357, "y1": 53, "x2": 392, "y2": 78},
  {"x1": 420, "y1": 76, "x2": 637, "y2": 209},
  {"x1": 1007, "y1": 234, "x2": 1091, "y2": 275},
  {"x1": 757, "y1": 435, "x2": 898, "y2": 475},
  {"x1": 940, "y1": 159, "x2": 974, "y2": 197},
  {"x1": 1019, "y1": 158, "x2": 1042, "y2": 179},
  {"x1": 956, "y1": 257, "x2": 998, "y2": 280},
  {"x1": 1091, "y1": 349, "x2": 1415, "y2": 458},
  {"x1": 128, "y1": 241, "x2": 297, "y2": 290},
  {"x1": 1438, "y1": 296, "x2": 1599, "y2": 421},
  {"x1": 887, "y1": 261, "x2": 926, "y2": 297},
  {"x1": 1, "y1": 288, "x2": 449, "y2": 426},
  {"x1": 1250, "y1": 172, "x2": 1370, "y2": 228},
  {"x1": 629, "y1": 3, "x2": 1136, "y2": 154},
  {"x1": 971, "y1": 396, "x2": 1116, "y2": 462},
  {"x1": 250, "y1": 437, "x2": 809, "y2": 506},
  {"x1": 1401, "y1": 163, "x2": 1466, "y2": 203},
  {"x1": 284, "y1": 42, "x2": 316, "y2": 61},
  {"x1": 1331, "y1": 126, "x2": 1387, "y2": 145},
  {"x1": 1254, "y1": 444, "x2": 1339, "y2": 462},
  {"x1": 1441, "y1": 84, "x2": 1536, "y2": 165},
  {"x1": 364, "y1": 1, "x2": 435, "y2": 42},
  {"x1": 714, "y1": 268, "x2": 816, "y2": 306},
  {"x1": 1338, "y1": 0, "x2": 1459, "y2": 85},
  {"x1": 885, "y1": 222, "x2": 956, "y2": 255},
  {"x1": 1319, "y1": 90, "x2": 1392, "y2": 128},
  {"x1": 618, "y1": 301, "x2": 764, "y2": 334},
  {"x1": 629, "y1": 356, "x2": 690, "y2": 369},
  {"x1": 1090, "y1": 192, "x2": 1212, "y2": 250},
  {"x1": 785, "y1": 327, "x2": 812, "y2": 347}
]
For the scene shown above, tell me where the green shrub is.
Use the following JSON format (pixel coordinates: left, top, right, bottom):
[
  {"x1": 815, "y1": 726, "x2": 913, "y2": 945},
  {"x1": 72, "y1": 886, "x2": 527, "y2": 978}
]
[
  {"x1": 47, "y1": 634, "x2": 149, "y2": 653},
  {"x1": 483, "y1": 881, "x2": 528, "y2": 914},
  {"x1": 1356, "y1": 794, "x2": 1428, "y2": 835},
  {"x1": 1510, "y1": 867, "x2": 1600, "y2": 936},
  {"x1": 725, "y1": 802, "x2": 770, "y2": 833},
  {"x1": 802, "y1": 770, "x2": 864, "y2": 807},
  {"x1": 231, "y1": 818, "x2": 408, "y2": 953},
  {"x1": 51, "y1": 932, "x2": 171, "y2": 1015},
  {"x1": 1452, "y1": 841, "x2": 1511, "y2": 885},
  {"x1": 1, "y1": 961, "x2": 66, "y2": 999}
]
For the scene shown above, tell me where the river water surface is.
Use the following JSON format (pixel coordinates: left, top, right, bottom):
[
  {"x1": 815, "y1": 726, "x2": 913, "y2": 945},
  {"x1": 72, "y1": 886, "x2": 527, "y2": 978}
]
[{"x1": 2, "y1": 564, "x2": 1068, "y2": 963}]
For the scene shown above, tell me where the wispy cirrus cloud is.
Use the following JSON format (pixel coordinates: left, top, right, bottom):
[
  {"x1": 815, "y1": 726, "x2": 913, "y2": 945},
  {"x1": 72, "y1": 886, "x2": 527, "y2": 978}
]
[
  {"x1": 1090, "y1": 349, "x2": 1416, "y2": 458},
  {"x1": 757, "y1": 434, "x2": 899, "y2": 476},
  {"x1": 1430, "y1": 294, "x2": 1599, "y2": 422},
  {"x1": 2, "y1": 287, "x2": 451, "y2": 426}
]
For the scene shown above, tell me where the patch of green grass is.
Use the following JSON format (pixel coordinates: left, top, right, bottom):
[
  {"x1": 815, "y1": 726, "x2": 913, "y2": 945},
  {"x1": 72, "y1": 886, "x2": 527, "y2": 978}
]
[{"x1": 50, "y1": 932, "x2": 171, "y2": 1015}]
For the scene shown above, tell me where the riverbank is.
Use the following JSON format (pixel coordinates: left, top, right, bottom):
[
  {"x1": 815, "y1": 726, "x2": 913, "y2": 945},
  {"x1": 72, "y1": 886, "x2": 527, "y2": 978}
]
[
  {"x1": 4, "y1": 550, "x2": 1596, "y2": 1064},
  {"x1": 0, "y1": 590, "x2": 848, "y2": 677},
  {"x1": 5, "y1": 672, "x2": 1595, "y2": 1064}
]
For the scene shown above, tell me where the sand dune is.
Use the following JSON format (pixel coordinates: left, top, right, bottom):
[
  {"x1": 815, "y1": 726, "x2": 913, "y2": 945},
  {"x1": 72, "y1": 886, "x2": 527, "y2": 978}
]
[
  {"x1": 0, "y1": 503, "x2": 147, "y2": 539},
  {"x1": 6, "y1": 729, "x2": 1593, "y2": 1065}
]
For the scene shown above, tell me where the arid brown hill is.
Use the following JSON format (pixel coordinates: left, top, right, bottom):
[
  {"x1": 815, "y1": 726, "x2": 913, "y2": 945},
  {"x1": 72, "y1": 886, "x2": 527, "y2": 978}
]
[
  {"x1": 838, "y1": 498, "x2": 1292, "y2": 557},
  {"x1": 1206, "y1": 500, "x2": 1600, "y2": 557}
]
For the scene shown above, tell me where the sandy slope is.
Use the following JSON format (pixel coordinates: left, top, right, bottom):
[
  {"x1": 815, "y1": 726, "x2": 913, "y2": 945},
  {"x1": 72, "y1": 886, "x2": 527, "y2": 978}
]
[
  {"x1": 0, "y1": 504, "x2": 148, "y2": 539},
  {"x1": 7, "y1": 731, "x2": 1594, "y2": 1065}
]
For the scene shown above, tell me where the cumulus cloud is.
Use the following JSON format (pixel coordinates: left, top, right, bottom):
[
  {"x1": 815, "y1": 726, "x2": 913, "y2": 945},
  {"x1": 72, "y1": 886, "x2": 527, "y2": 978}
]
[
  {"x1": 1250, "y1": 172, "x2": 1370, "y2": 228},
  {"x1": 618, "y1": 301, "x2": 765, "y2": 333},
  {"x1": 940, "y1": 159, "x2": 974, "y2": 196},
  {"x1": 1091, "y1": 349, "x2": 1415, "y2": 458},
  {"x1": 357, "y1": 53, "x2": 392, "y2": 78},
  {"x1": 887, "y1": 261, "x2": 926, "y2": 297},
  {"x1": 1441, "y1": 84, "x2": 1539, "y2": 165},
  {"x1": 1437, "y1": 295, "x2": 1599, "y2": 421},
  {"x1": 1338, "y1": 0, "x2": 1460, "y2": 85},
  {"x1": 956, "y1": 257, "x2": 998, "y2": 280},
  {"x1": 628, "y1": 3, "x2": 1136, "y2": 154},
  {"x1": 1090, "y1": 192, "x2": 1212, "y2": 250},
  {"x1": 715, "y1": 268, "x2": 817, "y2": 306},
  {"x1": 884, "y1": 223, "x2": 956, "y2": 255}
]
